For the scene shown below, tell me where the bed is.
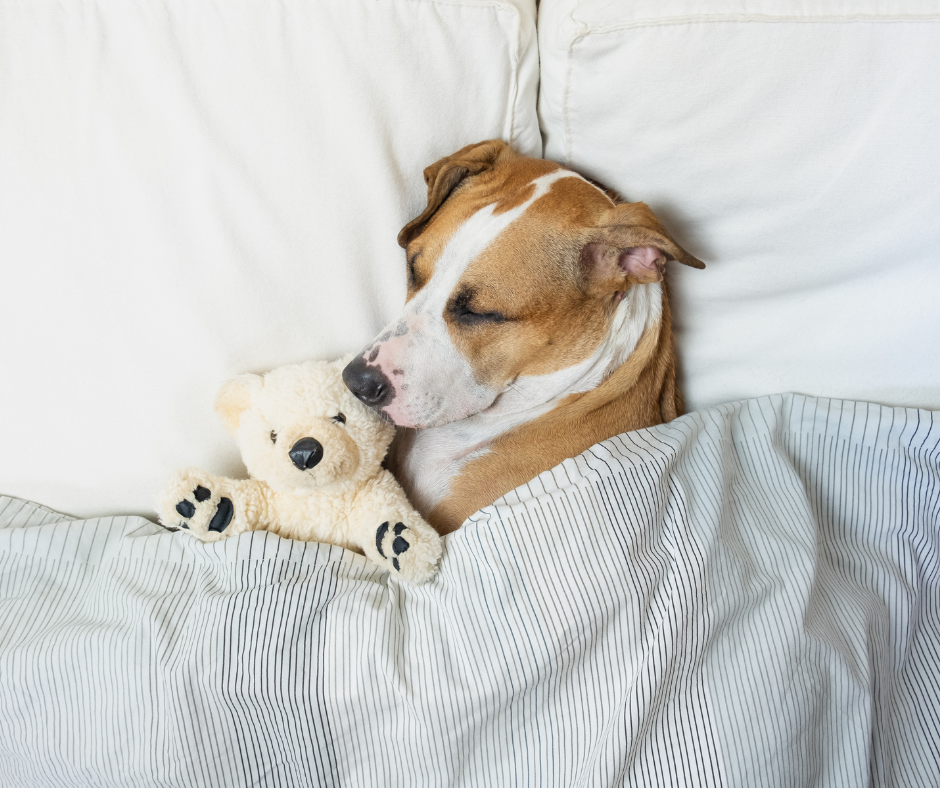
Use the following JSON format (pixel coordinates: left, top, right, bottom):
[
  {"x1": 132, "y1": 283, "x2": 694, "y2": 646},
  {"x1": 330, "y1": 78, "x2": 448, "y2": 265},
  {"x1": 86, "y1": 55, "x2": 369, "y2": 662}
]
[{"x1": 2, "y1": 1, "x2": 939, "y2": 785}]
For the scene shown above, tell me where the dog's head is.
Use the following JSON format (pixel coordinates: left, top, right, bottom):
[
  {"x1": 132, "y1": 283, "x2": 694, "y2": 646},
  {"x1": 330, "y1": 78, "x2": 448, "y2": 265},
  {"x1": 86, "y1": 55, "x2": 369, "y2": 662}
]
[{"x1": 344, "y1": 140, "x2": 703, "y2": 429}]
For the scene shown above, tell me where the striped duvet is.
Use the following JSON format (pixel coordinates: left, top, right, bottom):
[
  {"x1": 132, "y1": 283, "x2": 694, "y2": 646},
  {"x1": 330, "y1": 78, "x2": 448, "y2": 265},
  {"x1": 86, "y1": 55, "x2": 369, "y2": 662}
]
[{"x1": 1, "y1": 394, "x2": 938, "y2": 787}]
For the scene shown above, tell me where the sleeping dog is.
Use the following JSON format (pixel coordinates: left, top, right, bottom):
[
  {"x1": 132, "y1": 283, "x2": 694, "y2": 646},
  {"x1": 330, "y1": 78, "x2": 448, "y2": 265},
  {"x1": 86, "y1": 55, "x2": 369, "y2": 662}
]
[{"x1": 344, "y1": 140, "x2": 703, "y2": 534}]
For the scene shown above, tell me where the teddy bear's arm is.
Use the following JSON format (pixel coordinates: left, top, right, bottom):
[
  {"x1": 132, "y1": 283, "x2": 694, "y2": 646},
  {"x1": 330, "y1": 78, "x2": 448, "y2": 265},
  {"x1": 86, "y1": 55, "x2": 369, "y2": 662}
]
[
  {"x1": 157, "y1": 468, "x2": 273, "y2": 542},
  {"x1": 346, "y1": 471, "x2": 443, "y2": 584}
]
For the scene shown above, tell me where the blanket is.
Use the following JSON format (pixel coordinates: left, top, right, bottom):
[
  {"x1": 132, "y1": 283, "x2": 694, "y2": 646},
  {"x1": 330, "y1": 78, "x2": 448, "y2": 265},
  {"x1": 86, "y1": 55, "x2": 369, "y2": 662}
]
[{"x1": 1, "y1": 394, "x2": 938, "y2": 787}]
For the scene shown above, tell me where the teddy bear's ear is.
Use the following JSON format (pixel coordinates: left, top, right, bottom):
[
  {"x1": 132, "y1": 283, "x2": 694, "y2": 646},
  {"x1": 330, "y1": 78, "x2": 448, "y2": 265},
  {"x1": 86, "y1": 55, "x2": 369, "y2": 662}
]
[{"x1": 214, "y1": 373, "x2": 263, "y2": 435}]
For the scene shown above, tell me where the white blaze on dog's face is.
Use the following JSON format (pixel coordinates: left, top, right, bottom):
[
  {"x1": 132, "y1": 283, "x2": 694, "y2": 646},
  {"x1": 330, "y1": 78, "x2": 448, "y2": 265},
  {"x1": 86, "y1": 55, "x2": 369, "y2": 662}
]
[{"x1": 344, "y1": 142, "x2": 703, "y2": 429}]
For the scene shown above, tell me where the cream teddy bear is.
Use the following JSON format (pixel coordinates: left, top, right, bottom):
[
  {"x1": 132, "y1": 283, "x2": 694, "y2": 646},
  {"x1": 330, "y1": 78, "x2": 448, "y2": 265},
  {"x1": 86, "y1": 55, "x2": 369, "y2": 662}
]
[{"x1": 156, "y1": 357, "x2": 442, "y2": 584}]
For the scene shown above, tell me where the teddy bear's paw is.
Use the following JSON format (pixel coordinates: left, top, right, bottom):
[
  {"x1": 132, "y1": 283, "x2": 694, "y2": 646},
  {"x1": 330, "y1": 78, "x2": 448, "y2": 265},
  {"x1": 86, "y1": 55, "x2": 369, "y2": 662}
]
[
  {"x1": 157, "y1": 470, "x2": 238, "y2": 542},
  {"x1": 174, "y1": 488, "x2": 235, "y2": 537},
  {"x1": 374, "y1": 518, "x2": 442, "y2": 585}
]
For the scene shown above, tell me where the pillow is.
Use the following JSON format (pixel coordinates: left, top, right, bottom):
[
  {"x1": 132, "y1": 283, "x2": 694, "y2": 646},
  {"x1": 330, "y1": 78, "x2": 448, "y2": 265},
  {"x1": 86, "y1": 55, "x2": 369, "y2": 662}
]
[
  {"x1": 0, "y1": 0, "x2": 540, "y2": 518},
  {"x1": 538, "y1": 0, "x2": 940, "y2": 413}
]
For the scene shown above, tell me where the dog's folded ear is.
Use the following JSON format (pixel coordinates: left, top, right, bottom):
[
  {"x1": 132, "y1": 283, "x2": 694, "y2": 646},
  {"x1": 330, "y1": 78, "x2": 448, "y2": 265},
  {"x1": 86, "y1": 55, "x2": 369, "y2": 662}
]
[
  {"x1": 397, "y1": 139, "x2": 518, "y2": 248},
  {"x1": 580, "y1": 202, "x2": 704, "y2": 296}
]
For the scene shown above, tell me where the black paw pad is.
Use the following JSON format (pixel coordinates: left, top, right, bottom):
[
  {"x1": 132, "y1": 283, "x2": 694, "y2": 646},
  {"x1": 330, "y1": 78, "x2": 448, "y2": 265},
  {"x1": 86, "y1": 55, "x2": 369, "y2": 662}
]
[
  {"x1": 208, "y1": 497, "x2": 234, "y2": 533},
  {"x1": 176, "y1": 500, "x2": 195, "y2": 518},
  {"x1": 378, "y1": 521, "x2": 414, "y2": 571},
  {"x1": 194, "y1": 486, "x2": 211, "y2": 502},
  {"x1": 375, "y1": 522, "x2": 389, "y2": 557},
  {"x1": 391, "y1": 523, "x2": 409, "y2": 571}
]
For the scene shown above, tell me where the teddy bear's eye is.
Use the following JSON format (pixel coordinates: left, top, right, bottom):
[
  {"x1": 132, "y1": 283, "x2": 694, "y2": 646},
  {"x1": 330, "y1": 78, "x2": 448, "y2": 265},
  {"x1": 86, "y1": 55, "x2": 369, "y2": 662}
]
[
  {"x1": 270, "y1": 430, "x2": 277, "y2": 444},
  {"x1": 332, "y1": 413, "x2": 346, "y2": 425}
]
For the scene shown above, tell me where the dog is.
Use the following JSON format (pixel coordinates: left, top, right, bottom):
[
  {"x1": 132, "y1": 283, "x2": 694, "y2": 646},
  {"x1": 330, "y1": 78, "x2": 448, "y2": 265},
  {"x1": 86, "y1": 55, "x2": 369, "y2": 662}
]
[{"x1": 343, "y1": 140, "x2": 703, "y2": 534}]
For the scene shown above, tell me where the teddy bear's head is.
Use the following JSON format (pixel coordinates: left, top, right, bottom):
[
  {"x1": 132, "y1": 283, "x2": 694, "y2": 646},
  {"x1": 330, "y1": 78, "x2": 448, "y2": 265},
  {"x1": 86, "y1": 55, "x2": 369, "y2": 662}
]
[{"x1": 214, "y1": 357, "x2": 395, "y2": 494}]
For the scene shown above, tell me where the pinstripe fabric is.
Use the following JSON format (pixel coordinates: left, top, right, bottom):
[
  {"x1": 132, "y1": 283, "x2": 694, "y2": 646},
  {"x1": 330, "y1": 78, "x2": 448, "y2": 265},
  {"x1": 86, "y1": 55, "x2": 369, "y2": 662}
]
[{"x1": 1, "y1": 394, "x2": 937, "y2": 787}]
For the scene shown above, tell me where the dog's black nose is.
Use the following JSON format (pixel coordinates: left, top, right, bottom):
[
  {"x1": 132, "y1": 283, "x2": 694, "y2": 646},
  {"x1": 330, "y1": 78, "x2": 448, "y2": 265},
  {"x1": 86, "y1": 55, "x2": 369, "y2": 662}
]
[
  {"x1": 289, "y1": 437, "x2": 323, "y2": 470},
  {"x1": 342, "y1": 355, "x2": 394, "y2": 408}
]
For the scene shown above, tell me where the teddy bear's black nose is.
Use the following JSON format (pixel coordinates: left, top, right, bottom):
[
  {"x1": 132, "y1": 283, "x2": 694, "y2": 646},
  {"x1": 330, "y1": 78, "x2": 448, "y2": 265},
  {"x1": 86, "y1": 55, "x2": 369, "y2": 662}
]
[
  {"x1": 289, "y1": 438, "x2": 323, "y2": 470},
  {"x1": 342, "y1": 355, "x2": 394, "y2": 408}
]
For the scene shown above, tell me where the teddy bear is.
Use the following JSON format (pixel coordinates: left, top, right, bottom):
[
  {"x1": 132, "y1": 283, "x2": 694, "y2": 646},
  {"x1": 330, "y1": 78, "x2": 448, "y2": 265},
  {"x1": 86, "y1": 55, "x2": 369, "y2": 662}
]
[{"x1": 156, "y1": 357, "x2": 442, "y2": 584}]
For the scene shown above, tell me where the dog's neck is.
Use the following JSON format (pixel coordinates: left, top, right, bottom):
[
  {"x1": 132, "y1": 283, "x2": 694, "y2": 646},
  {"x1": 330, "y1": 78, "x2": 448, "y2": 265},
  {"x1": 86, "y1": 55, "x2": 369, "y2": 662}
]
[{"x1": 395, "y1": 282, "x2": 666, "y2": 525}]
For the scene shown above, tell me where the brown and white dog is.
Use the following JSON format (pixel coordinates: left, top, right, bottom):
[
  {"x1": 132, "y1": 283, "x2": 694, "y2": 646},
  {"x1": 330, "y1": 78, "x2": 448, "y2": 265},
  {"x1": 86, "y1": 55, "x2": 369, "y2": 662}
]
[{"x1": 343, "y1": 140, "x2": 703, "y2": 534}]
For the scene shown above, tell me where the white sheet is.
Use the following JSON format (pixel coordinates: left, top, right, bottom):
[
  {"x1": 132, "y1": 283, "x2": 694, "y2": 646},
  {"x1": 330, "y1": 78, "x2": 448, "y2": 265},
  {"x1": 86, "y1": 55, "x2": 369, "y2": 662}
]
[
  {"x1": 0, "y1": 0, "x2": 540, "y2": 519},
  {"x1": 2, "y1": 394, "x2": 938, "y2": 786}
]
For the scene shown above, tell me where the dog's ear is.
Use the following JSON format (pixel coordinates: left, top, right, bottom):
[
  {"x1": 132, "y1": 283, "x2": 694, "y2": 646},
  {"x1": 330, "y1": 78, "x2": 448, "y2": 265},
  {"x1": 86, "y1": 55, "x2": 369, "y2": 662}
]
[
  {"x1": 397, "y1": 139, "x2": 518, "y2": 248},
  {"x1": 580, "y1": 202, "x2": 704, "y2": 296},
  {"x1": 214, "y1": 373, "x2": 263, "y2": 435}
]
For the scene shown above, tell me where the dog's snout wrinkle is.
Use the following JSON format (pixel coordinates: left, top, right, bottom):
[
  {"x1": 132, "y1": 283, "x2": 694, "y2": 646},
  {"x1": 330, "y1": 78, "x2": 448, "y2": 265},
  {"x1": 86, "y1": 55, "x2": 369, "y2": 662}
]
[{"x1": 342, "y1": 356, "x2": 395, "y2": 409}]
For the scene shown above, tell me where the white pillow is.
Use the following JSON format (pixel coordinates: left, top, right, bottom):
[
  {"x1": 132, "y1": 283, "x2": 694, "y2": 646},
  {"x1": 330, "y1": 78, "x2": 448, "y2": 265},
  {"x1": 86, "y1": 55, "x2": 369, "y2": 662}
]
[
  {"x1": 0, "y1": 0, "x2": 540, "y2": 518},
  {"x1": 538, "y1": 0, "x2": 940, "y2": 414}
]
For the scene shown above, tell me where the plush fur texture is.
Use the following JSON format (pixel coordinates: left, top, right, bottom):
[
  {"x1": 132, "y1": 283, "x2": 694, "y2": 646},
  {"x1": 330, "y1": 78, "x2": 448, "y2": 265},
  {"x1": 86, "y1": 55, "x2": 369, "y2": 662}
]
[{"x1": 156, "y1": 357, "x2": 442, "y2": 584}]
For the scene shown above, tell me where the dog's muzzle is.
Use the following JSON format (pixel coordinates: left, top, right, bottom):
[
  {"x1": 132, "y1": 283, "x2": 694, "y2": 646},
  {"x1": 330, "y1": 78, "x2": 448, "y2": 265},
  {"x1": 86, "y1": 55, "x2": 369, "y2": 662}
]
[{"x1": 342, "y1": 356, "x2": 394, "y2": 409}]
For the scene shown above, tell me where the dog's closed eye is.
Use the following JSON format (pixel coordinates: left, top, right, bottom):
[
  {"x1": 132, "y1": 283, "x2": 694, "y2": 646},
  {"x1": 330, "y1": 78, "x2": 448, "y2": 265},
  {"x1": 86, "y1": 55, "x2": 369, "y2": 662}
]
[
  {"x1": 449, "y1": 289, "x2": 508, "y2": 326},
  {"x1": 454, "y1": 305, "x2": 506, "y2": 325}
]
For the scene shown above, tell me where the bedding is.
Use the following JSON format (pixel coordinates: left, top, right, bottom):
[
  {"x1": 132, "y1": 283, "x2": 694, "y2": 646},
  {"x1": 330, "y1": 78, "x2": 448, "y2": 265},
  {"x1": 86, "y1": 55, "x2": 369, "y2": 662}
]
[
  {"x1": 0, "y1": 0, "x2": 540, "y2": 520},
  {"x1": 537, "y1": 0, "x2": 940, "y2": 414},
  {"x1": 2, "y1": 394, "x2": 938, "y2": 786}
]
